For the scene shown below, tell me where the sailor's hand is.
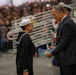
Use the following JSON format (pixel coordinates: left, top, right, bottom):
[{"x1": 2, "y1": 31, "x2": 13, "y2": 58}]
[
  {"x1": 23, "y1": 71, "x2": 29, "y2": 75},
  {"x1": 34, "y1": 53, "x2": 39, "y2": 57}
]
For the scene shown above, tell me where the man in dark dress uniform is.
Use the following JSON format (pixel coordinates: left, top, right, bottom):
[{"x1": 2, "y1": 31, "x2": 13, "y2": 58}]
[
  {"x1": 16, "y1": 18, "x2": 38, "y2": 75},
  {"x1": 46, "y1": 5, "x2": 76, "y2": 75},
  {"x1": 56, "y1": 3, "x2": 72, "y2": 45},
  {"x1": 48, "y1": 3, "x2": 72, "y2": 67}
]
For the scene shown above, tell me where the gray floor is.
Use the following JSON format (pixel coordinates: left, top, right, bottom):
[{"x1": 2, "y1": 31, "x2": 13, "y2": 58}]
[{"x1": 0, "y1": 52, "x2": 60, "y2": 75}]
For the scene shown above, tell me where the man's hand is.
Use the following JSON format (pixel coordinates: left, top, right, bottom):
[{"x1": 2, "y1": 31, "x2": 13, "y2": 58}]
[
  {"x1": 23, "y1": 71, "x2": 29, "y2": 75},
  {"x1": 45, "y1": 52, "x2": 53, "y2": 58}
]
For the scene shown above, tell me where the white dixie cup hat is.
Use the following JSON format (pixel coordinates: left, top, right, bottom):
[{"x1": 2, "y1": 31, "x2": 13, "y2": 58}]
[{"x1": 19, "y1": 18, "x2": 31, "y2": 27}]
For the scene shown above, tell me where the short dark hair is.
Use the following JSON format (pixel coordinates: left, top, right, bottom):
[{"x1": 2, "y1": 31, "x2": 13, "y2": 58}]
[{"x1": 21, "y1": 25, "x2": 26, "y2": 30}]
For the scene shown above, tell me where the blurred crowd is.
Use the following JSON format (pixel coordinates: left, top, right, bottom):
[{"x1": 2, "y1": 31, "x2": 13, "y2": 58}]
[
  {"x1": 0, "y1": 1, "x2": 63, "y2": 52},
  {"x1": 0, "y1": 1, "x2": 59, "y2": 25}
]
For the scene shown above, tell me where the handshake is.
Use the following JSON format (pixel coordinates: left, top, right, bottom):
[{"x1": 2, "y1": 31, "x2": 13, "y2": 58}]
[
  {"x1": 44, "y1": 52, "x2": 53, "y2": 58},
  {"x1": 44, "y1": 46, "x2": 55, "y2": 58}
]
